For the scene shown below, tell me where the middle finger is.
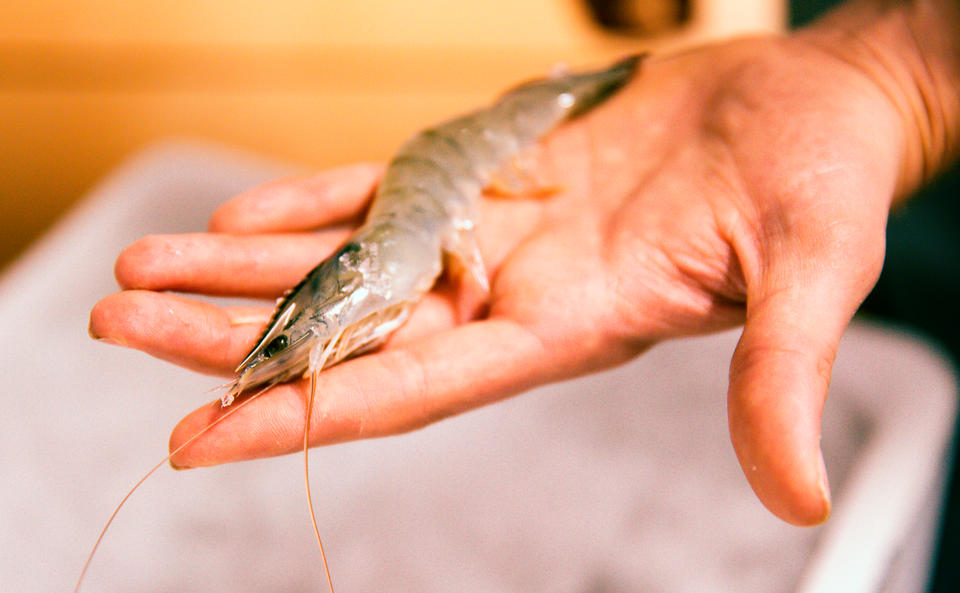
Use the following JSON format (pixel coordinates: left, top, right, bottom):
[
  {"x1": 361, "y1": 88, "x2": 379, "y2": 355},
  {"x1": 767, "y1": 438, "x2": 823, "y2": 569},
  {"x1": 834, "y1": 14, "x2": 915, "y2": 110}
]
[{"x1": 115, "y1": 230, "x2": 352, "y2": 297}]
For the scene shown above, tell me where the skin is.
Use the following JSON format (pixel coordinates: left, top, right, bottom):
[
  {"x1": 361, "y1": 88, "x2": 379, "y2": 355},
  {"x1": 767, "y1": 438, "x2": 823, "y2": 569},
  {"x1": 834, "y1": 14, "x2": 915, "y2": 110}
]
[{"x1": 89, "y1": 0, "x2": 960, "y2": 527}]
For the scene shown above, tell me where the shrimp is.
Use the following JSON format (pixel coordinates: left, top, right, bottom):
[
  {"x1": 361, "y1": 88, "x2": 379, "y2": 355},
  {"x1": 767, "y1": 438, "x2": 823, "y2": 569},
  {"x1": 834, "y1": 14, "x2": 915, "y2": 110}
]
[
  {"x1": 223, "y1": 53, "x2": 643, "y2": 405},
  {"x1": 75, "y1": 54, "x2": 642, "y2": 593}
]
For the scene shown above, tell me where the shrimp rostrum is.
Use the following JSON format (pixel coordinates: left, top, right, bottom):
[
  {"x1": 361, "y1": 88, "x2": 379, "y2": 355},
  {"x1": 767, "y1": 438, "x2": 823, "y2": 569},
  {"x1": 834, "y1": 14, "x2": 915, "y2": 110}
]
[{"x1": 225, "y1": 55, "x2": 642, "y2": 405}]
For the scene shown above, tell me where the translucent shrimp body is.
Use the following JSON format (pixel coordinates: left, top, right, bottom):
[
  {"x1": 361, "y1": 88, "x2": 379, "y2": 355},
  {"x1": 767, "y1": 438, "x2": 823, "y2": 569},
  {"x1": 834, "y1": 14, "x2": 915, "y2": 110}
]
[{"x1": 223, "y1": 55, "x2": 642, "y2": 405}]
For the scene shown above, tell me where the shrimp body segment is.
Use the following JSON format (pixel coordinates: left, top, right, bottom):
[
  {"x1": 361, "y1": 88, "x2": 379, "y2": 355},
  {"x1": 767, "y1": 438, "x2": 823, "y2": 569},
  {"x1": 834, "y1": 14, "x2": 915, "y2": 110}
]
[{"x1": 222, "y1": 55, "x2": 643, "y2": 405}]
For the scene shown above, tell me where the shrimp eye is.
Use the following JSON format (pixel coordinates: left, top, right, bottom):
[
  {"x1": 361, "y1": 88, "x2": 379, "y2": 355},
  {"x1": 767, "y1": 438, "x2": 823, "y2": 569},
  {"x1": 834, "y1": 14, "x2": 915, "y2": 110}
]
[{"x1": 264, "y1": 335, "x2": 288, "y2": 357}]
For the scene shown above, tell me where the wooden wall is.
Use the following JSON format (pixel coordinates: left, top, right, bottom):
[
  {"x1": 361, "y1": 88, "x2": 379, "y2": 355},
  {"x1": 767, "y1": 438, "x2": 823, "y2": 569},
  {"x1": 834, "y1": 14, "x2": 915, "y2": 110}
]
[{"x1": 0, "y1": 0, "x2": 782, "y2": 270}]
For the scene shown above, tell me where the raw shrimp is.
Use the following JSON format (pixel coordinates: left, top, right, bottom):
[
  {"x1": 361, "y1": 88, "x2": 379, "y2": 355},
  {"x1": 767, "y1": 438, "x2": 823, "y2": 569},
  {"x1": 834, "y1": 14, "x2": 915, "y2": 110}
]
[
  {"x1": 223, "y1": 53, "x2": 644, "y2": 406},
  {"x1": 75, "y1": 54, "x2": 643, "y2": 593}
]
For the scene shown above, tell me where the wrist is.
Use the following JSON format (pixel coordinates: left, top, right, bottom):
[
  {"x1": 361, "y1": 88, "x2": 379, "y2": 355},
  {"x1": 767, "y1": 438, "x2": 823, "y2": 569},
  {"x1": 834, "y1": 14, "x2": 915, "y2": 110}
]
[{"x1": 798, "y1": 0, "x2": 960, "y2": 200}]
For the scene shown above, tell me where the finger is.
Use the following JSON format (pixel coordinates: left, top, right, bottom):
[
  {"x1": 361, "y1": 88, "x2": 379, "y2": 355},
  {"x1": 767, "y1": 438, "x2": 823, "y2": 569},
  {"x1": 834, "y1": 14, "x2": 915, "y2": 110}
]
[
  {"x1": 168, "y1": 318, "x2": 557, "y2": 468},
  {"x1": 728, "y1": 271, "x2": 873, "y2": 526},
  {"x1": 89, "y1": 290, "x2": 459, "y2": 376},
  {"x1": 208, "y1": 164, "x2": 383, "y2": 234},
  {"x1": 89, "y1": 290, "x2": 268, "y2": 376},
  {"x1": 115, "y1": 231, "x2": 351, "y2": 297}
]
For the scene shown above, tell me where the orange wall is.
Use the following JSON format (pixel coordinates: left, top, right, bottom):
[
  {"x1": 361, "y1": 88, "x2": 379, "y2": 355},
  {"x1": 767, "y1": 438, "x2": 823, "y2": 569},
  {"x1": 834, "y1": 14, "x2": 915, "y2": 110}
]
[{"x1": 0, "y1": 0, "x2": 782, "y2": 270}]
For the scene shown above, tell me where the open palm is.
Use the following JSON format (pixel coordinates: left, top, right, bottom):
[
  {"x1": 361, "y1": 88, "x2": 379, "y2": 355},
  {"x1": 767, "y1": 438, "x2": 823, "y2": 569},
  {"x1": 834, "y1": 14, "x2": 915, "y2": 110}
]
[{"x1": 91, "y1": 36, "x2": 907, "y2": 526}]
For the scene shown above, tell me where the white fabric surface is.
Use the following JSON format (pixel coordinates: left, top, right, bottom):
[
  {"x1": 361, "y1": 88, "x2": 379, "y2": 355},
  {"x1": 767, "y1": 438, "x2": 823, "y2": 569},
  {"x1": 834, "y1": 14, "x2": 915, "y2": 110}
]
[{"x1": 0, "y1": 142, "x2": 955, "y2": 593}]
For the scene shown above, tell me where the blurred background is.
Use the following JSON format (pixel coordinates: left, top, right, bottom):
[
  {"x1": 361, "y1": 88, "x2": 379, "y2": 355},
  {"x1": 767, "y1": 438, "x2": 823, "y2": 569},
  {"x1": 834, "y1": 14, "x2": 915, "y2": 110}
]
[
  {"x1": 0, "y1": 0, "x2": 783, "y2": 271},
  {"x1": 2, "y1": 0, "x2": 959, "y2": 592}
]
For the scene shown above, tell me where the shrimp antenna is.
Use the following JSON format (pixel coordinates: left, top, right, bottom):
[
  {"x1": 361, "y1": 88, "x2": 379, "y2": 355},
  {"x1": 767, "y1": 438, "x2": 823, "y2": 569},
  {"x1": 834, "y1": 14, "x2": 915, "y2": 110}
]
[
  {"x1": 72, "y1": 387, "x2": 268, "y2": 593},
  {"x1": 302, "y1": 331, "x2": 342, "y2": 593},
  {"x1": 305, "y1": 366, "x2": 336, "y2": 593}
]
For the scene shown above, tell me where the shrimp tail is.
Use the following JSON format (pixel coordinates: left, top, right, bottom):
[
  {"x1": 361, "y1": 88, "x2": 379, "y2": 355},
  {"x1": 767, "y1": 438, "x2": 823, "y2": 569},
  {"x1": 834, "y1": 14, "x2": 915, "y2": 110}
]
[
  {"x1": 501, "y1": 53, "x2": 645, "y2": 120},
  {"x1": 564, "y1": 54, "x2": 645, "y2": 118}
]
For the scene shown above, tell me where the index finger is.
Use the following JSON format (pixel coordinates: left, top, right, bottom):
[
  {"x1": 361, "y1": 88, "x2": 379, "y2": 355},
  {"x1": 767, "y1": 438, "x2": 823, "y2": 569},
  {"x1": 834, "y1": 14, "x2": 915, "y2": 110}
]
[{"x1": 208, "y1": 163, "x2": 383, "y2": 234}]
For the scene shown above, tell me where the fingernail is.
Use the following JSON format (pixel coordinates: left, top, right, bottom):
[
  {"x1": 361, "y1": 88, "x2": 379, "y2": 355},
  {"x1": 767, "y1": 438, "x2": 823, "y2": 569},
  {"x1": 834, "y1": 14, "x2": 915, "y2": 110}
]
[
  {"x1": 169, "y1": 460, "x2": 193, "y2": 471},
  {"x1": 815, "y1": 450, "x2": 832, "y2": 523},
  {"x1": 227, "y1": 310, "x2": 271, "y2": 327}
]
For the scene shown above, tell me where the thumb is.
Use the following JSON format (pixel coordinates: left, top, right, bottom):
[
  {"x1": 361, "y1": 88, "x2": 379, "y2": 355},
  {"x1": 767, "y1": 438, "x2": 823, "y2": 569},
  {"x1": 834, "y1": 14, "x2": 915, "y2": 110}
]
[{"x1": 728, "y1": 266, "x2": 874, "y2": 525}]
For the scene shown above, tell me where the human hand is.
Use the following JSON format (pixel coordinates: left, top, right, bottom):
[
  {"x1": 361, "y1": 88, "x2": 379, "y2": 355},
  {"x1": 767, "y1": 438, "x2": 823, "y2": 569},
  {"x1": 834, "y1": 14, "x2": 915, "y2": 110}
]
[{"x1": 89, "y1": 4, "x2": 959, "y2": 527}]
